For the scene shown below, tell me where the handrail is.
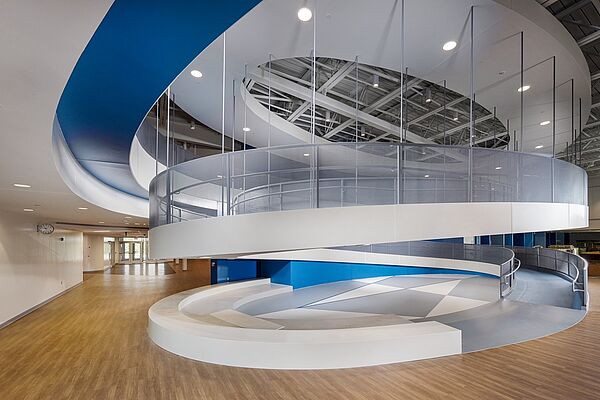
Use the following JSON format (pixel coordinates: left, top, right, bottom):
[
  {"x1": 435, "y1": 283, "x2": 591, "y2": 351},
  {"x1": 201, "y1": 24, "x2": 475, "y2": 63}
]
[
  {"x1": 504, "y1": 258, "x2": 521, "y2": 280},
  {"x1": 508, "y1": 246, "x2": 588, "y2": 308},
  {"x1": 149, "y1": 142, "x2": 588, "y2": 229},
  {"x1": 337, "y1": 241, "x2": 516, "y2": 298}
]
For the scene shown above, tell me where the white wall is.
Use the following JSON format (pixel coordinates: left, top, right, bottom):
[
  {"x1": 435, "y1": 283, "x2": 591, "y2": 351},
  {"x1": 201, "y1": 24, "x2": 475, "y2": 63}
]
[
  {"x1": 588, "y1": 177, "x2": 600, "y2": 230},
  {"x1": 83, "y1": 234, "x2": 106, "y2": 272},
  {"x1": 0, "y1": 210, "x2": 83, "y2": 326}
]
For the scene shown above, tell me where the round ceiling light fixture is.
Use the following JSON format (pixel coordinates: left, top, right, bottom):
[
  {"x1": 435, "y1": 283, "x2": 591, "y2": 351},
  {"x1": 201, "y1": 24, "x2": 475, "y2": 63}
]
[
  {"x1": 243, "y1": 127, "x2": 251, "y2": 132},
  {"x1": 297, "y1": 7, "x2": 313, "y2": 22},
  {"x1": 517, "y1": 85, "x2": 531, "y2": 93},
  {"x1": 442, "y1": 41, "x2": 457, "y2": 51},
  {"x1": 190, "y1": 70, "x2": 203, "y2": 78}
]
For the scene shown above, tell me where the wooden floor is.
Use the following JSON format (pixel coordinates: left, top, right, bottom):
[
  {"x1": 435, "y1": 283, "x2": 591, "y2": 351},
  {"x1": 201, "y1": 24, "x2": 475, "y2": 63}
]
[{"x1": 1, "y1": 265, "x2": 600, "y2": 400}]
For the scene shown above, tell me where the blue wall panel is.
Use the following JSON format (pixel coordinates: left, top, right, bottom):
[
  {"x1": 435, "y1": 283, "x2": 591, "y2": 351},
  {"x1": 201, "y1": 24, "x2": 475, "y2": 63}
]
[
  {"x1": 259, "y1": 260, "x2": 493, "y2": 289},
  {"x1": 213, "y1": 259, "x2": 258, "y2": 284},
  {"x1": 513, "y1": 233, "x2": 524, "y2": 247},
  {"x1": 524, "y1": 233, "x2": 535, "y2": 247},
  {"x1": 427, "y1": 237, "x2": 464, "y2": 244}
]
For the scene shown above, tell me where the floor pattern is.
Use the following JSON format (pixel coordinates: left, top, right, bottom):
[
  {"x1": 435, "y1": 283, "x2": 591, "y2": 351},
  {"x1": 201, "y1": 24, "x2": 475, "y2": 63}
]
[
  {"x1": 237, "y1": 271, "x2": 586, "y2": 352},
  {"x1": 241, "y1": 274, "x2": 497, "y2": 323}
]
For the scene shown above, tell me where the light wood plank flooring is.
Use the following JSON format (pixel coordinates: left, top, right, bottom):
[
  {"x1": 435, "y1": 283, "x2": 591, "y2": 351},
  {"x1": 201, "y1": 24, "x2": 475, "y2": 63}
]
[{"x1": 1, "y1": 264, "x2": 599, "y2": 400}]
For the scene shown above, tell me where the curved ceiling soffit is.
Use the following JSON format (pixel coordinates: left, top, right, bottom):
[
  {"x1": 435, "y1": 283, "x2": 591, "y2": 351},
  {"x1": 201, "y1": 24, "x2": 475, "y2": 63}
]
[{"x1": 55, "y1": 0, "x2": 262, "y2": 199}]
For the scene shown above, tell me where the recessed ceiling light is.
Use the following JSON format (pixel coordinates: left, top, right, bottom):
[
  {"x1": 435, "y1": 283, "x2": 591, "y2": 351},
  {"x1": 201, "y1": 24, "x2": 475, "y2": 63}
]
[
  {"x1": 495, "y1": 166, "x2": 502, "y2": 170},
  {"x1": 23, "y1": 208, "x2": 34, "y2": 212},
  {"x1": 517, "y1": 85, "x2": 531, "y2": 92},
  {"x1": 13, "y1": 183, "x2": 31, "y2": 188},
  {"x1": 124, "y1": 216, "x2": 132, "y2": 219},
  {"x1": 535, "y1": 144, "x2": 544, "y2": 149},
  {"x1": 243, "y1": 127, "x2": 251, "y2": 132},
  {"x1": 452, "y1": 111, "x2": 459, "y2": 121},
  {"x1": 190, "y1": 70, "x2": 203, "y2": 78},
  {"x1": 303, "y1": 153, "x2": 310, "y2": 157},
  {"x1": 373, "y1": 75, "x2": 379, "y2": 88},
  {"x1": 78, "y1": 207, "x2": 88, "y2": 210},
  {"x1": 442, "y1": 41, "x2": 457, "y2": 51},
  {"x1": 424, "y1": 174, "x2": 430, "y2": 178},
  {"x1": 539, "y1": 120, "x2": 550, "y2": 126},
  {"x1": 297, "y1": 7, "x2": 312, "y2": 22}
]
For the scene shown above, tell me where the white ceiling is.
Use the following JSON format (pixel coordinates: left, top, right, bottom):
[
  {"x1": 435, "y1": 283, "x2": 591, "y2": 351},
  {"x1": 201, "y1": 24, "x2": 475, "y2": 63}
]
[
  {"x1": 0, "y1": 0, "x2": 147, "y2": 228},
  {"x1": 172, "y1": 0, "x2": 591, "y2": 154}
]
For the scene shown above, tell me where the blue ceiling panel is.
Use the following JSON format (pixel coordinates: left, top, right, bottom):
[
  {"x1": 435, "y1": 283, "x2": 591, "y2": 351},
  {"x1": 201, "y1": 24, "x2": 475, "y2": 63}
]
[{"x1": 56, "y1": 0, "x2": 261, "y2": 196}]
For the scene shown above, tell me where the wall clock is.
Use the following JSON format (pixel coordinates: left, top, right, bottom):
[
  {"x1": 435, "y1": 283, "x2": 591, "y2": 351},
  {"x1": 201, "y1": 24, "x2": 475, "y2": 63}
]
[{"x1": 37, "y1": 224, "x2": 55, "y2": 234}]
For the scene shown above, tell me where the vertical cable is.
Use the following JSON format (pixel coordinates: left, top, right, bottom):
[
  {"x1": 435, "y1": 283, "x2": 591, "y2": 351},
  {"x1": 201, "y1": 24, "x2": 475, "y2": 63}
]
[
  {"x1": 400, "y1": 0, "x2": 404, "y2": 143},
  {"x1": 155, "y1": 99, "x2": 159, "y2": 176},
  {"x1": 166, "y1": 86, "x2": 170, "y2": 168},
  {"x1": 443, "y1": 80, "x2": 447, "y2": 145},
  {"x1": 469, "y1": 6, "x2": 474, "y2": 147},
  {"x1": 579, "y1": 97, "x2": 582, "y2": 166},
  {"x1": 311, "y1": 2, "x2": 316, "y2": 144},
  {"x1": 232, "y1": 79, "x2": 236, "y2": 152},
  {"x1": 221, "y1": 33, "x2": 226, "y2": 154},
  {"x1": 552, "y1": 56, "x2": 556, "y2": 158},
  {"x1": 355, "y1": 56, "x2": 359, "y2": 143},
  {"x1": 571, "y1": 79, "x2": 574, "y2": 163},
  {"x1": 520, "y1": 31, "x2": 524, "y2": 152},
  {"x1": 244, "y1": 64, "x2": 248, "y2": 137},
  {"x1": 268, "y1": 54, "x2": 272, "y2": 148}
]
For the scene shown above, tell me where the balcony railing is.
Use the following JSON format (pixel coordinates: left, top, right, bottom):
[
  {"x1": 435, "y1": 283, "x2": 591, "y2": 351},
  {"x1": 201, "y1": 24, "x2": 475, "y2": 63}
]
[{"x1": 150, "y1": 143, "x2": 588, "y2": 228}]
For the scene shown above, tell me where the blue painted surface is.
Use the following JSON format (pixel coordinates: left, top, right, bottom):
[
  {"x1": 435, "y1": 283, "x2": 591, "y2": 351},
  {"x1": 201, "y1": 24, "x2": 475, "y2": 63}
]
[
  {"x1": 504, "y1": 234, "x2": 513, "y2": 247},
  {"x1": 427, "y1": 237, "x2": 464, "y2": 244},
  {"x1": 513, "y1": 233, "x2": 524, "y2": 247},
  {"x1": 56, "y1": 0, "x2": 261, "y2": 195},
  {"x1": 524, "y1": 233, "x2": 534, "y2": 247},
  {"x1": 213, "y1": 259, "x2": 258, "y2": 284},
  {"x1": 259, "y1": 260, "x2": 493, "y2": 289}
]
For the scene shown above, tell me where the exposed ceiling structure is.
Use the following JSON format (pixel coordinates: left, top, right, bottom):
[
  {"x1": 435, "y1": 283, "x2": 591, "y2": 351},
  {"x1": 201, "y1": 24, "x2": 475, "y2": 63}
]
[
  {"x1": 539, "y1": 0, "x2": 600, "y2": 174},
  {"x1": 248, "y1": 57, "x2": 509, "y2": 148}
]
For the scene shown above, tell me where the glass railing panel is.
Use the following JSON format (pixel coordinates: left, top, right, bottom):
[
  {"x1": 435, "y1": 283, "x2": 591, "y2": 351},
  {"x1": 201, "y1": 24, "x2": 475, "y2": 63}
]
[
  {"x1": 554, "y1": 158, "x2": 584, "y2": 205},
  {"x1": 149, "y1": 143, "x2": 588, "y2": 229}
]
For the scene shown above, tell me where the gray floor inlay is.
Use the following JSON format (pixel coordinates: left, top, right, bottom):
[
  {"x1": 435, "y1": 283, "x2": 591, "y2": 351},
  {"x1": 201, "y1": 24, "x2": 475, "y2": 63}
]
[
  {"x1": 306, "y1": 289, "x2": 444, "y2": 317},
  {"x1": 448, "y1": 276, "x2": 500, "y2": 302},
  {"x1": 238, "y1": 280, "x2": 367, "y2": 316},
  {"x1": 235, "y1": 269, "x2": 585, "y2": 353},
  {"x1": 376, "y1": 275, "x2": 468, "y2": 289}
]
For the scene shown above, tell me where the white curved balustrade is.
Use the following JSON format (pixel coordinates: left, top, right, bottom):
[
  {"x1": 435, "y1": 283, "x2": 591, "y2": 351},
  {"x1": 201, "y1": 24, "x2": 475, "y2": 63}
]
[{"x1": 148, "y1": 143, "x2": 588, "y2": 259}]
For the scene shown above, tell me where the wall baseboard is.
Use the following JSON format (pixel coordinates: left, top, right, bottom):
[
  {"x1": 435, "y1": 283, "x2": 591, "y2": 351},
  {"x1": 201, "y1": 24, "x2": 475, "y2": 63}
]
[{"x1": 0, "y1": 281, "x2": 83, "y2": 330}]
